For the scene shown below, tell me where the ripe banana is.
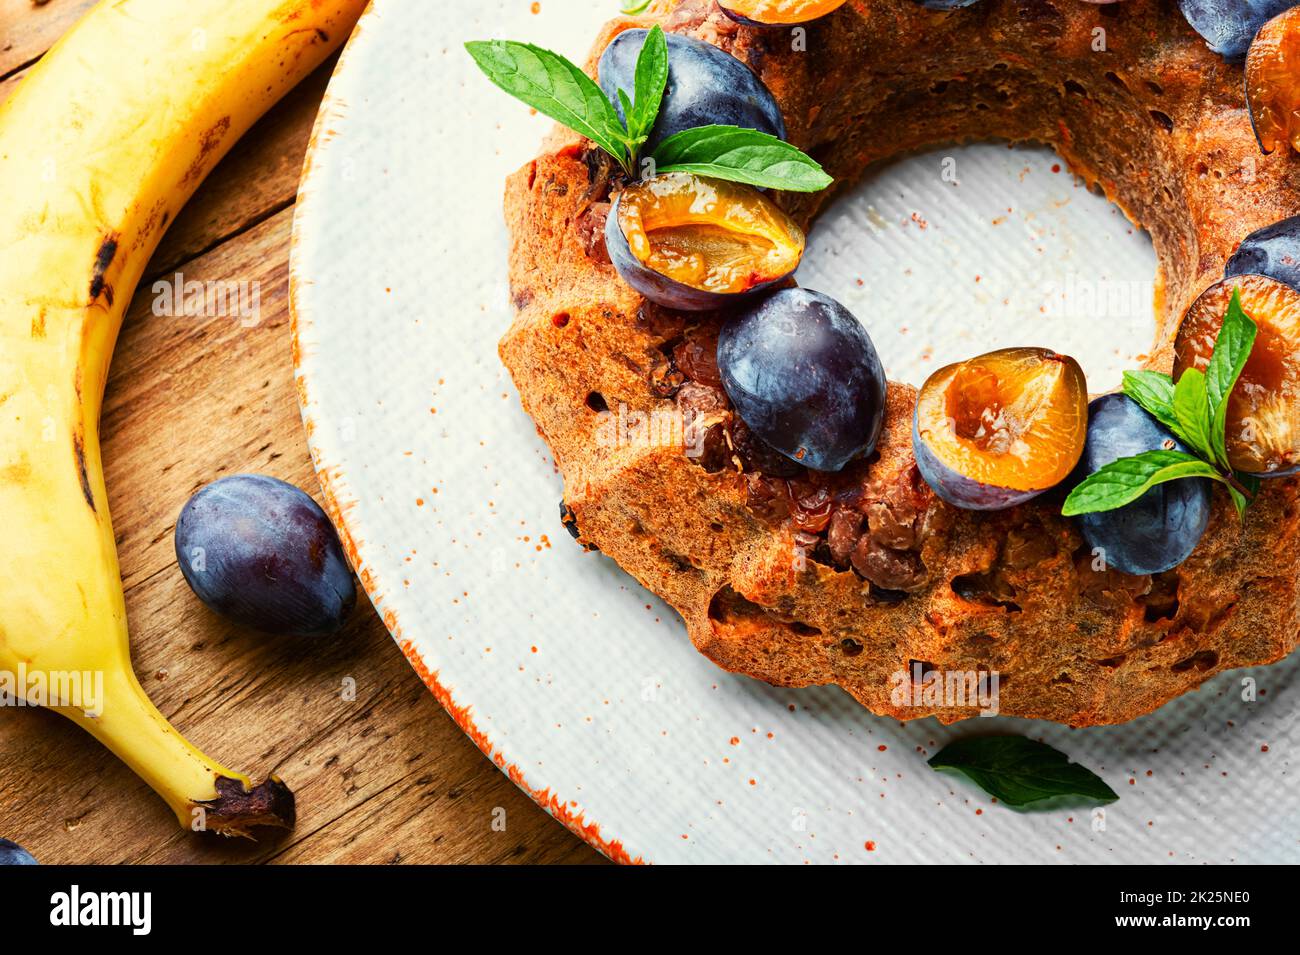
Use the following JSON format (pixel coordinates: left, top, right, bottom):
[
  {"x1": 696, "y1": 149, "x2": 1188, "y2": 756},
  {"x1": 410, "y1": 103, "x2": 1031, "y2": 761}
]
[{"x1": 0, "y1": 0, "x2": 366, "y2": 835}]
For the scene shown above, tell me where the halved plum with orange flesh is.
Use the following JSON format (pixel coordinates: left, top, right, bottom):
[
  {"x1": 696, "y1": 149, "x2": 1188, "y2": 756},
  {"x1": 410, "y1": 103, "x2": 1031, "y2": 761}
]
[
  {"x1": 1174, "y1": 274, "x2": 1300, "y2": 476},
  {"x1": 912, "y1": 347, "x2": 1089, "y2": 510},
  {"x1": 606, "y1": 173, "x2": 805, "y2": 311},
  {"x1": 1246, "y1": 7, "x2": 1300, "y2": 154},
  {"x1": 720, "y1": 0, "x2": 849, "y2": 26}
]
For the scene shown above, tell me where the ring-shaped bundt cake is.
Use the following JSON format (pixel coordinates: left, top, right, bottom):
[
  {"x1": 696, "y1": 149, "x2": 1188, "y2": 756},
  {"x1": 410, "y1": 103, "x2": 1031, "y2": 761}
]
[{"x1": 499, "y1": 0, "x2": 1300, "y2": 725}]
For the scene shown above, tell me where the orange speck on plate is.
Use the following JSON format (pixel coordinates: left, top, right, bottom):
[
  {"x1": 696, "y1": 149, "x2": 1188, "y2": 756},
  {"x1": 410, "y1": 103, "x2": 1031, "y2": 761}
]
[
  {"x1": 865, "y1": 841, "x2": 876, "y2": 852},
  {"x1": 877, "y1": 744, "x2": 887, "y2": 752},
  {"x1": 531, "y1": 1, "x2": 541, "y2": 11},
  {"x1": 729, "y1": 736, "x2": 739, "y2": 746},
  {"x1": 415, "y1": 498, "x2": 424, "y2": 506},
  {"x1": 531, "y1": 645, "x2": 538, "y2": 653}
]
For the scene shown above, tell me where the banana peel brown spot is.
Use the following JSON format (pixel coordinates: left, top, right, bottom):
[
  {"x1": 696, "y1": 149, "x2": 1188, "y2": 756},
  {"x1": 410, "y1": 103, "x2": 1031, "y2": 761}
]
[
  {"x1": 73, "y1": 429, "x2": 95, "y2": 512},
  {"x1": 131, "y1": 198, "x2": 169, "y2": 253},
  {"x1": 89, "y1": 234, "x2": 118, "y2": 305},
  {"x1": 31, "y1": 308, "x2": 46, "y2": 339},
  {"x1": 0, "y1": 460, "x2": 32, "y2": 485},
  {"x1": 195, "y1": 776, "x2": 296, "y2": 839},
  {"x1": 275, "y1": 29, "x2": 323, "y2": 59},
  {"x1": 276, "y1": 1, "x2": 305, "y2": 24},
  {"x1": 181, "y1": 116, "x2": 231, "y2": 188}
]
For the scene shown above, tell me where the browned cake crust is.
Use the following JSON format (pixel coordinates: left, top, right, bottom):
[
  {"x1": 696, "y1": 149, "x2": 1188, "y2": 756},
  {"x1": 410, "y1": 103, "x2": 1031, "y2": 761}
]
[{"x1": 500, "y1": 0, "x2": 1300, "y2": 725}]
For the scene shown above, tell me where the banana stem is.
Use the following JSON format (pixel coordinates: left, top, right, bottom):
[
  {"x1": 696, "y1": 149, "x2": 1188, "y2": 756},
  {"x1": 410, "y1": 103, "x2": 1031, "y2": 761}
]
[{"x1": 57, "y1": 669, "x2": 293, "y2": 838}]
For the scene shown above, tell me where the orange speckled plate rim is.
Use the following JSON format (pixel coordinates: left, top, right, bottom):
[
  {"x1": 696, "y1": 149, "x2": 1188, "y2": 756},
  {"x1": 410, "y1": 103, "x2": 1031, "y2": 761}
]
[{"x1": 287, "y1": 2, "x2": 642, "y2": 866}]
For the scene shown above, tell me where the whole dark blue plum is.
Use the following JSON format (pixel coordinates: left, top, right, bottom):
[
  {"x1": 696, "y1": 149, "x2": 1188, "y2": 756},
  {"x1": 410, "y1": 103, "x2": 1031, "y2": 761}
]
[
  {"x1": 1225, "y1": 215, "x2": 1300, "y2": 291},
  {"x1": 0, "y1": 838, "x2": 37, "y2": 865},
  {"x1": 1073, "y1": 395, "x2": 1213, "y2": 576},
  {"x1": 1177, "y1": 0, "x2": 1298, "y2": 62},
  {"x1": 598, "y1": 29, "x2": 785, "y2": 155},
  {"x1": 718, "y1": 288, "x2": 885, "y2": 471},
  {"x1": 175, "y1": 475, "x2": 357, "y2": 637}
]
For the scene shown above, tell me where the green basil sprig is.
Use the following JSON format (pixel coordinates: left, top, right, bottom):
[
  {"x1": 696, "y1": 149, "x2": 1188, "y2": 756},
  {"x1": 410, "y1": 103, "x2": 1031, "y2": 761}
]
[
  {"x1": 466, "y1": 26, "x2": 831, "y2": 191},
  {"x1": 465, "y1": 36, "x2": 635, "y2": 170},
  {"x1": 929, "y1": 736, "x2": 1118, "y2": 808},
  {"x1": 623, "y1": 25, "x2": 668, "y2": 149},
  {"x1": 652, "y1": 125, "x2": 833, "y2": 191},
  {"x1": 1063, "y1": 289, "x2": 1259, "y2": 519}
]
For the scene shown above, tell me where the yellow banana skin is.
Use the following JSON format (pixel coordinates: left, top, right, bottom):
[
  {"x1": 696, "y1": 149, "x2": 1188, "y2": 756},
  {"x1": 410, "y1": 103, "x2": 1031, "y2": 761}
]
[{"x1": 0, "y1": 0, "x2": 366, "y2": 835}]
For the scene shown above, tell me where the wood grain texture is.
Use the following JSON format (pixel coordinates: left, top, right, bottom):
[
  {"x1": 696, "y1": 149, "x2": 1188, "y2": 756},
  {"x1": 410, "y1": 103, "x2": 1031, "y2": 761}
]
[
  {"x1": 0, "y1": 0, "x2": 602, "y2": 865},
  {"x1": 0, "y1": 0, "x2": 96, "y2": 78}
]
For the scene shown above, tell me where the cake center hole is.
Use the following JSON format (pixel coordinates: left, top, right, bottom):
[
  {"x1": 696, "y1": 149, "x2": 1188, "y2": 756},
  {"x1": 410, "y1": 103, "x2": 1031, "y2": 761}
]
[{"x1": 794, "y1": 142, "x2": 1158, "y2": 392}]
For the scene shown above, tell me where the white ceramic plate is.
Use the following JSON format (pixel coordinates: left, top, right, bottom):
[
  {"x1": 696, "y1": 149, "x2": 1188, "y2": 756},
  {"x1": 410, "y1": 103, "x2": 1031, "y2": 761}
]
[{"x1": 290, "y1": 0, "x2": 1300, "y2": 864}]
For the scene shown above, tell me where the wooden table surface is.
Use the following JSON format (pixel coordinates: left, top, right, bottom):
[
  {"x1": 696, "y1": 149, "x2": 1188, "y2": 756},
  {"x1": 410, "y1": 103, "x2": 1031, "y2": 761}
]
[{"x1": 0, "y1": 0, "x2": 601, "y2": 865}]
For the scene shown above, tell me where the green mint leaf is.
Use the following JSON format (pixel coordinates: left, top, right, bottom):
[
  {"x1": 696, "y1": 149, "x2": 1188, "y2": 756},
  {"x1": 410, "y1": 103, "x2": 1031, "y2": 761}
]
[
  {"x1": 1226, "y1": 482, "x2": 1249, "y2": 518},
  {"x1": 626, "y1": 25, "x2": 668, "y2": 148},
  {"x1": 466, "y1": 40, "x2": 631, "y2": 168},
  {"x1": 928, "y1": 736, "x2": 1118, "y2": 808},
  {"x1": 617, "y1": 88, "x2": 635, "y2": 131},
  {"x1": 1226, "y1": 472, "x2": 1260, "y2": 520},
  {"x1": 621, "y1": 0, "x2": 653, "y2": 12},
  {"x1": 1205, "y1": 287, "x2": 1258, "y2": 471},
  {"x1": 1172, "y1": 367, "x2": 1215, "y2": 460},
  {"x1": 652, "y1": 125, "x2": 834, "y2": 192},
  {"x1": 1061, "y1": 449, "x2": 1224, "y2": 516},
  {"x1": 1121, "y1": 370, "x2": 1180, "y2": 434}
]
